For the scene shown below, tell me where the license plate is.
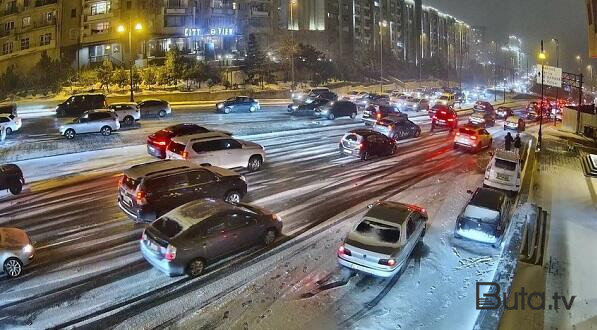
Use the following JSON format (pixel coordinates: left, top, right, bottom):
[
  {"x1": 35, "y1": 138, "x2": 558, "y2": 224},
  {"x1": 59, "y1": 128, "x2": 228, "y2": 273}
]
[
  {"x1": 148, "y1": 242, "x2": 159, "y2": 252},
  {"x1": 351, "y1": 263, "x2": 365, "y2": 271},
  {"x1": 497, "y1": 173, "x2": 510, "y2": 181},
  {"x1": 438, "y1": 119, "x2": 446, "y2": 123},
  {"x1": 122, "y1": 193, "x2": 132, "y2": 205},
  {"x1": 342, "y1": 148, "x2": 352, "y2": 155}
]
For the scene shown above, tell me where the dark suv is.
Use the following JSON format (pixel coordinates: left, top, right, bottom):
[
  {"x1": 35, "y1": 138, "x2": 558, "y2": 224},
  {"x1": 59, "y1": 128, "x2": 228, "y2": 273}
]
[
  {"x1": 314, "y1": 100, "x2": 358, "y2": 120},
  {"x1": 56, "y1": 93, "x2": 107, "y2": 117},
  {"x1": 0, "y1": 164, "x2": 24, "y2": 195},
  {"x1": 147, "y1": 124, "x2": 230, "y2": 159},
  {"x1": 140, "y1": 199, "x2": 283, "y2": 276},
  {"x1": 118, "y1": 160, "x2": 247, "y2": 222}
]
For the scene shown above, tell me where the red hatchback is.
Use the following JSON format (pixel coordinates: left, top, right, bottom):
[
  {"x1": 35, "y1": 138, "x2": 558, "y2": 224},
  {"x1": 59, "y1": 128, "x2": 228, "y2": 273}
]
[
  {"x1": 147, "y1": 124, "x2": 228, "y2": 159},
  {"x1": 431, "y1": 106, "x2": 458, "y2": 131}
]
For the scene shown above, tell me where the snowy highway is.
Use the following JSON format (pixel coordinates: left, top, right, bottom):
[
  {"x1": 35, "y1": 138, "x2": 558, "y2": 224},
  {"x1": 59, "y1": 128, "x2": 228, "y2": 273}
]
[{"x1": 0, "y1": 102, "x2": 530, "y2": 329}]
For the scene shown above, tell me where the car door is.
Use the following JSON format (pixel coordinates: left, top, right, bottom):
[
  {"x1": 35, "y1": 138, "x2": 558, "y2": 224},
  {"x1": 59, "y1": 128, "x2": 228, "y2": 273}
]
[
  {"x1": 217, "y1": 139, "x2": 244, "y2": 168},
  {"x1": 226, "y1": 211, "x2": 260, "y2": 248},
  {"x1": 191, "y1": 141, "x2": 222, "y2": 167},
  {"x1": 185, "y1": 169, "x2": 218, "y2": 200},
  {"x1": 87, "y1": 113, "x2": 105, "y2": 133},
  {"x1": 76, "y1": 113, "x2": 93, "y2": 133},
  {"x1": 198, "y1": 214, "x2": 230, "y2": 261},
  {"x1": 155, "y1": 173, "x2": 195, "y2": 214}
]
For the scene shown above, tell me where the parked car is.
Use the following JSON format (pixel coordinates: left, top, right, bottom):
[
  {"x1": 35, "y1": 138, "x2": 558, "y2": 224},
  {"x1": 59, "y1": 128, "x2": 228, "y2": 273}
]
[
  {"x1": 147, "y1": 124, "x2": 230, "y2": 159},
  {"x1": 337, "y1": 201, "x2": 428, "y2": 277},
  {"x1": 454, "y1": 187, "x2": 509, "y2": 245},
  {"x1": 389, "y1": 91, "x2": 405, "y2": 103},
  {"x1": 118, "y1": 160, "x2": 247, "y2": 222},
  {"x1": 0, "y1": 164, "x2": 24, "y2": 195},
  {"x1": 0, "y1": 114, "x2": 22, "y2": 134},
  {"x1": 373, "y1": 116, "x2": 421, "y2": 140},
  {"x1": 504, "y1": 115, "x2": 526, "y2": 132},
  {"x1": 216, "y1": 97, "x2": 261, "y2": 113},
  {"x1": 473, "y1": 101, "x2": 495, "y2": 114},
  {"x1": 287, "y1": 97, "x2": 329, "y2": 114},
  {"x1": 0, "y1": 227, "x2": 34, "y2": 278},
  {"x1": 59, "y1": 110, "x2": 120, "y2": 139},
  {"x1": 55, "y1": 93, "x2": 107, "y2": 117},
  {"x1": 430, "y1": 106, "x2": 458, "y2": 131},
  {"x1": 484, "y1": 149, "x2": 521, "y2": 195},
  {"x1": 468, "y1": 111, "x2": 496, "y2": 127},
  {"x1": 363, "y1": 104, "x2": 407, "y2": 126},
  {"x1": 314, "y1": 100, "x2": 358, "y2": 120},
  {"x1": 453, "y1": 125, "x2": 493, "y2": 152},
  {"x1": 109, "y1": 102, "x2": 141, "y2": 126},
  {"x1": 140, "y1": 199, "x2": 282, "y2": 276},
  {"x1": 138, "y1": 99, "x2": 172, "y2": 118},
  {"x1": 167, "y1": 133, "x2": 266, "y2": 172},
  {"x1": 496, "y1": 106, "x2": 512, "y2": 119},
  {"x1": 339, "y1": 129, "x2": 397, "y2": 160}
]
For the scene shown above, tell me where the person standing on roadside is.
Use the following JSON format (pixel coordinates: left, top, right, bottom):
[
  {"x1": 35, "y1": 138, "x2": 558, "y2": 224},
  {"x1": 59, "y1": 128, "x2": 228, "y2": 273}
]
[
  {"x1": 505, "y1": 132, "x2": 513, "y2": 151},
  {"x1": 514, "y1": 133, "x2": 521, "y2": 150}
]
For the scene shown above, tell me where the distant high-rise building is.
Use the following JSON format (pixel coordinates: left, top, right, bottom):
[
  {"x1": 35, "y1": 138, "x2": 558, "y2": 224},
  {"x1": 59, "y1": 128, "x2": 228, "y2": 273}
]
[{"x1": 470, "y1": 25, "x2": 487, "y2": 64}]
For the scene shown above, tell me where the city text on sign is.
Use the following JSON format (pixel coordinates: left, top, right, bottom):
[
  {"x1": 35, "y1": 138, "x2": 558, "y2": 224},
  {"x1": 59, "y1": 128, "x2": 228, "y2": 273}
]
[
  {"x1": 184, "y1": 28, "x2": 202, "y2": 37},
  {"x1": 536, "y1": 64, "x2": 562, "y2": 88}
]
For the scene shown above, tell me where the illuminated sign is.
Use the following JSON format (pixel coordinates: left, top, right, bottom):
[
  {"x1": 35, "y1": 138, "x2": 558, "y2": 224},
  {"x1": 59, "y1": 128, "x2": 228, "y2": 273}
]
[
  {"x1": 184, "y1": 28, "x2": 202, "y2": 37},
  {"x1": 209, "y1": 27, "x2": 235, "y2": 36}
]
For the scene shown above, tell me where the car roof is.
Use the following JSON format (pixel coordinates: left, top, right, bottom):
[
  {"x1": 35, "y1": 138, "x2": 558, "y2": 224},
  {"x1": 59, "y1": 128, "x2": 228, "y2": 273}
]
[
  {"x1": 348, "y1": 128, "x2": 379, "y2": 136},
  {"x1": 171, "y1": 131, "x2": 231, "y2": 144},
  {"x1": 110, "y1": 102, "x2": 137, "y2": 106},
  {"x1": 168, "y1": 199, "x2": 257, "y2": 229},
  {"x1": 124, "y1": 160, "x2": 199, "y2": 179},
  {"x1": 494, "y1": 149, "x2": 519, "y2": 162},
  {"x1": 141, "y1": 99, "x2": 167, "y2": 103},
  {"x1": 470, "y1": 188, "x2": 506, "y2": 212},
  {"x1": 73, "y1": 93, "x2": 105, "y2": 97},
  {"x1": 363, "y1": 201, "x2": 419, "y2": 226}
]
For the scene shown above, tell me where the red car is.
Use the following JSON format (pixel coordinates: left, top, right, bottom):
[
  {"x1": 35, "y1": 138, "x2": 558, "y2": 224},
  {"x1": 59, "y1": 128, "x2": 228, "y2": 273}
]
[
  {"x1": 146, "y1": 124, "x2": 230, "y2": 159},
  {"x1": 431, "y1": 106, "x2": 458, "y2": 131}
]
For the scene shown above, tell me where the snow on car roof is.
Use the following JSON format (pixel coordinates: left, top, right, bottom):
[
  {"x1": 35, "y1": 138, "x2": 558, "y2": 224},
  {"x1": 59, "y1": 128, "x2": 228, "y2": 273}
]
[
  {"x1": 469, "y1": 188, "x2": 506, "y2": 213},
  {"x1": 171, "y1": 131, "x2": 231, "y2": 144},
  {"x1": 167, "y1": 199, "x2": 229, "y2": 230},
  {"x1": 363, "y1": 201, "x2": 413, "y2": 226},
  {"x1": 494, "y1": 149, "x2": 520, "y2": 162},
  {"x1": 125, "y1": 160, "x2": 195, "y2": 178},
  {"x1": 462, "y1": 205, "x2": 500, "y2": 224}
]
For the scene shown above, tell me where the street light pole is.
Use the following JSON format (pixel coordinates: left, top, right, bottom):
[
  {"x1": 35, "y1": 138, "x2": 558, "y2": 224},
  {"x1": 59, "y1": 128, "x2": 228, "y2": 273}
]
[
  {"x1": 128, "y1": 17, "x2": 134, "y2": 102},
  {"x1": 380, "y1": 19, "x2": 386, "y2": 93},
  {"x1": 552, "y1": 38, "x2": 559, "y2": 104},
  {"x1": 538, "y1": 40, "x2": 546, "y2": 150},
  {"x1": 290, "y1": 0, "x2": 296, "y2": 91}
]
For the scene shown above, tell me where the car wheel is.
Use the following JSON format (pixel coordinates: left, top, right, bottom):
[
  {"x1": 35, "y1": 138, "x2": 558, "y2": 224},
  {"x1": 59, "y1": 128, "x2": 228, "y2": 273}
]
[
  {"x1": 390, "y1": 144, "x2": 397, "y2": 155},
  {"x1": 225, "y1": 190, "x2": 241, "y2": 203},
  {"x1": 123, "y1": 116, "x2": 134, "y2": 126},
  {"x1": 158, "y1": 110, "x2": 167, "y2": 118},
  {"x1": 3, "y1": 257, "x2": 23, "y2": 278},
  {"x1": 249, "y1": 105, "x2": 257, "y2": 112},
  {"x1": 5, "y1": 127, "x2": 12, "y2": 135},
  {"x1": 223, "y1": 107, "x2": 231, "y2": 114},
  {"x1": 64, "y1": 129, "x2": 76, "y2": 139},
  {"x1": 328, "y1": 113, "x2": 335, "y2": 120},
  {"x1": 361, "y1": 151, "x2": 370, "y2": 161},
  {"x1": 8, "y1": 179, "x2": 22, "y2": 195},
  {"x1": 263, "y1": 229, "x2": 277, "y2": 246},
  {"x1": 186, "y1": 258, "x2": 206, "y2": 277},
  {"x1": 100, "y1": 126, "x2": 112, "y2": 136},
  {"x1": 247, "y1": 155, "x2": 263, "y2": 172},
  {"x1": 350, "y1": 112, "x2": 357, "y2": 119},
  {"x1": 414, "y1": 129, "x2": 421, "y2": 137}
]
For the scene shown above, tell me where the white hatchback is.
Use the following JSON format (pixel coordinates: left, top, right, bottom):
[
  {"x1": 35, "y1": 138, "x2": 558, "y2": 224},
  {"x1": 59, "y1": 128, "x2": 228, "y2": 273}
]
[
  {"x1": 166, "y1": 132, "x2": 266, "y2": 172},
  {"x1": 483, "y1": 149, "x2": 521, "y2": 195},
  {"x1": 0, "y1": 114, "x2": 22, "y2": 134},
  {"x1": 109, "y1": 103, "x2": 141, "y2": 126}
]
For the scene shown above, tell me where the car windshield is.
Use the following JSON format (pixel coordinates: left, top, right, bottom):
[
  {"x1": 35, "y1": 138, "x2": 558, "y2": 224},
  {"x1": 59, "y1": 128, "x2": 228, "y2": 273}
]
[
  {"x1": 459, "y1": 128, "x2": 477, "y2": 135},
  {"x1": 495, "y1": 158, "x2": 517, "y2": 171},
  {"x1": 462, "y1": 205, "x2": 500, "y2": 224},
  {"x1": 152, "y1": 217, "x2": 183, "y2": 238}
]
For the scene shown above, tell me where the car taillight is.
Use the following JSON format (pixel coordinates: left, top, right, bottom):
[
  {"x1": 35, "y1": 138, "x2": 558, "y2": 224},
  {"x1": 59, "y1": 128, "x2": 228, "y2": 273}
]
[
  {"x1": 338, "y1": 245, "x2": 351, "y2": 256},
  {"x1": 165, "y1": 244, "x2": 177, "y2": 261},
  {"x1": 182, "y1": 151, "x2": 189, "y2": 159},
  {"x1": 135, "y1": 190, "x2": 148, "y2": 205},
  {"x1": 456, "y1": 132, "x2": 460, "y2": 136},
  {"x1": 470, "y1": 136, "x2": 477, "y2": 140},
  {"x1": 141, "y1": 232, "x2": 147, "y2": 241},
  {"x1": 447, "y1": 118, "x2": 454, "y2": 121},
  {"x1": 357, "y1": 143, "x2": 364, "y2": 150},
  {"x1": 379, "y1": 258, "x2": 396, "y2": 267},
  {"x1": 377, "y1": 113, "x2": 382, "y2": 119},
  {"x1": 154, "y1": 140, "x2": 167, "y2": 146}
]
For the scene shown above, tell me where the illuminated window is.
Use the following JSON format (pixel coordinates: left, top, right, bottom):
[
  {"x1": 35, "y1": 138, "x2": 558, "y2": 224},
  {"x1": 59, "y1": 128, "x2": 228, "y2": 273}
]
[
  {"x1": 22, "y1": 17, "x2": 31, "y2": 27},
  {"x1": 91, "y1": 1, "x2": 110, "y2": 15},
  {"x1": 91, "y1": 22, "x2": 110, "y2": 34},
  {"x1": 40, "y1": 33, "x2": 52, "y2": 46}
]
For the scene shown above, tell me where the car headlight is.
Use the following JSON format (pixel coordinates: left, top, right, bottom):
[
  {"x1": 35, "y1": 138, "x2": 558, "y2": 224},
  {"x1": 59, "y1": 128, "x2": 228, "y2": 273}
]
[
  {"x1": 240, "y1": 175, "x2": 246, "y2": 182},
  {"x1": 291, "y1": 105, "x2": 299, "y2": 110},
  {"x1": 23, "y1": 244, "x2": 33, "y2": 253},
  {"x1": 217, "y1": 103, "x2": 224, "y2": 109}
]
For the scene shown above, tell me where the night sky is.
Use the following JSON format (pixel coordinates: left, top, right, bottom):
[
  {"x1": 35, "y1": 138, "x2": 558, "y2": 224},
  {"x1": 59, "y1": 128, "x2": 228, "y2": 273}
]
[{"x1": 424, "y1": 0, "x2": 591, "y2": 73}]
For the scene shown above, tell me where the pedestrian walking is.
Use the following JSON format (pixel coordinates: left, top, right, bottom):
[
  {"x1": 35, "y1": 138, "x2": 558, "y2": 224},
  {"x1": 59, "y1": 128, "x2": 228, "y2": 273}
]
[
  {"x1": 505, "y1": 132, "x2": 513, "y2": 151},
  {"x1": 514, "y1": 133, "x2": 521, "y2": 150}
]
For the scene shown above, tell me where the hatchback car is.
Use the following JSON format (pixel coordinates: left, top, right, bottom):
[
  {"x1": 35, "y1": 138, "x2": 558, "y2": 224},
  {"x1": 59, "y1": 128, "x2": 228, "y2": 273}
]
[
  {"x1": 55, "y1": 93, "x2": 107, "y2": 117},
  {"x1": 140, "y1": 199, "x2": 282, "y2": 277},
  {"x1": 484, "y1": 149, "x2": 521, "y2": 195},
  {"x1": 167, "y1": 133, "x2": 266, "y2": 172},
  {"x1": 314, "y1": 100, "x2": 358, "y2": 120},
  {"x1": 468, "y1": 111, "x2": 495, "y2": 127},
  {"x1": 454, "y1": 187, "x2": 509, "y2": 245},
  {"x1": 147, "y1": 124, "x2": 230, "y2": 159},
  {"x1": 138, "y1": 99, "x2": 172, "y2": 118},
  {"x1": 59, "y1": 110, "x2": 120, "y2": 139},
  {"x1": 363, "y1": 104, "x2": 407, "y2": 126},
  {"x1": 1, "y1": 227, "x2": 35, "y2": 278},
  {"x1": 0, "y1": 114, "x2": 22, "y2": 134},
  {"x1": 108, "y1": 102, "x2": 141, "y2": 126},
  {"x1": 373, "y1": 116, "x2": 421, "y2": 140},
  {"x1": 0, "y1": 164, "x2": 24, "y2": 195},
  {"x1": 454, "y1": 126, "x2": 493, "y2": 152},
  {"x1": 118, "y1": 160, "x2": 247, "y2": 222},
  {"x1": 504, "y1": 115, "x2": 526, "y2": 132},
  {"x1": 216, "y1": 97, "x2": 260, "y2": 113},
  {"x1": 430, "y1": 106, "x2": 458, "y2": 131},
  {"x1": 337, "y1": 201, "x2": 428, "y2": 277},
  {"x1": 339, "y1": 129, "x2": 397, "y2": 160}
]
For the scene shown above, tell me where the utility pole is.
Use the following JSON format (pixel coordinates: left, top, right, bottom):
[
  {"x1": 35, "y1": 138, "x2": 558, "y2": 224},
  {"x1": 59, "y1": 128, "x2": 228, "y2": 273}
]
[
  {"x1": 379, "y1": 3, "x2": 384, "y2": 93},
  {"x1": 552, "y1": 38, "x2": 560, "y2": 103},
  {"x1": 290, "y1": 0, "x2": 296, "y2": 90},
  {"x1": 538, "y1": 40, "x2": 546, "y2": 150}
]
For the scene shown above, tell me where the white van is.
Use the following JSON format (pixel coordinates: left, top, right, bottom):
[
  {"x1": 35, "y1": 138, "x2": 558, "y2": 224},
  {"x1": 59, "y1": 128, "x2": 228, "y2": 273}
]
[
  {"x1": 435, "y1": 93, "x2": 457, "y2": 107},
  {"x1": 483, "y1": 149, "x2": 521, "y2": 195}
]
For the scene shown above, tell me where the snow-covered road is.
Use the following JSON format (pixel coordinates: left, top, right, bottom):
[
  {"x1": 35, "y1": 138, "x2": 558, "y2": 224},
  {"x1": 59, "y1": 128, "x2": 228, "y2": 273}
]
[{"x1": 0, "y1": 103, "x2": 530, "y2": 329}]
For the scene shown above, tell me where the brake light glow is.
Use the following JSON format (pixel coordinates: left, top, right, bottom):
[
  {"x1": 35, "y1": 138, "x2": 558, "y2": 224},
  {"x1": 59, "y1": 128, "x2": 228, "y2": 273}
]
[
  {"x1": 470, "y1": 136, "x2": 477, "y2": 140},
  {"x1": 182, "y1": 151, "x2": 189, "y2": 159},
  {"x1": 141, "y1": 232, "x2": 147, "y2": 241},
  {"x1": 377, "y1": 113, "x2": 382, "y2": 119},
  {"x1": 338, "y1": 245, "x2": 352, "y2": 256},
  {"x1": 447, "y1": 118, "x2": 454, "y2": 122},
  {"x1": 357, "y1": 143, "x2": 364, "y2": 150},
  {"x1": 165, "y1": 244, "x2": 177, "y2": 261},
  {"x1": 387, "y1": 259, "x2": 396, "y2": 267},
  {"x1": 136, "y1": 191, "x2": 145, "y2": 200},
  {"x1": 456, "y1": 132, "x2": 460, "y2": 136},
  {"x1": 154, "y1": 140, "x2": 167, "y2": 146}
]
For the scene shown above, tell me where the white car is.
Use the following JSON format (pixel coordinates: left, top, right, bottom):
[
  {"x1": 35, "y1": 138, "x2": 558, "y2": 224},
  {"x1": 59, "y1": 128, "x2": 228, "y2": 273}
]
[
  {"x1": 166, "y1": 132, "x2": 266, "y2": 172},
  {"x1": 0, "y1": 114, "x2": 22, "y2": 134},
  {"x1": 1, "y1": 227, "x2": 35, "y2": 278},
  {"x1": 483, "y1": 149, "x2": 521, "y2": 195},
  {"x1": 109, "y1": 103, "x2": 141, "y2": 126},
  {"x1": 435, "y1": 94, "x2": 457, "y2": 107},
  {"x1": 59, "y1": 110, "x2": 120, "y2": 139}
]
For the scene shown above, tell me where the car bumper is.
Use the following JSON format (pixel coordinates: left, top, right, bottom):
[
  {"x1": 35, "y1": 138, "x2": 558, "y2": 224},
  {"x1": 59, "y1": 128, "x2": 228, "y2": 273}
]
[
  {"x1": 454, "y1": 227, "x2": 499, "y2": 244},
  {"x1": 504, "y1": 123, "x2": 519, "y2": 130},
  {"x1": 339, "y1": 146, "x2": 361, "y2": 158},
  {"x1": 362, "y1": 117, "x2": 377, "y2": 125},
  {"x1": 118, "y1": 200, "x2": 156, "y2": 222},
  {"x1": 147, "y1": 144, "x2": 166, "y2": 158},
  {"x1": 337, "y1": 255, "x2": 401, "y2": 278},
  {"x1": 483, "y1": 179, "x2": 520, "y2": 192},
  {"x1": 140, "y1": 241, "x2": 184, "y2": 276},
  {"x1": 454, "y1": 141, "x2": 477, "y2": 149}
]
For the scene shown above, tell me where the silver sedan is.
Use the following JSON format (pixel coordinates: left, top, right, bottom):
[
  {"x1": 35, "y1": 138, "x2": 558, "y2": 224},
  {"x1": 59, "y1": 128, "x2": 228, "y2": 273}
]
[{"x1": 1, "y1": 227, "x2": 35, "y2": 278}]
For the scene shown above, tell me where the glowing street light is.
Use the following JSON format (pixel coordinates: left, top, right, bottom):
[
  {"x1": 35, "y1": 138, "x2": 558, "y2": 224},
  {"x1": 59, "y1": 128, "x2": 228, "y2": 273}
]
[{"x1": 118, "y1": 19, "x2": 143, "y2": 102}]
